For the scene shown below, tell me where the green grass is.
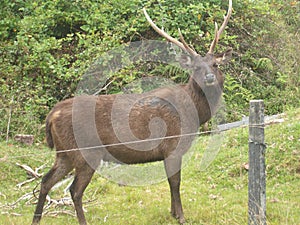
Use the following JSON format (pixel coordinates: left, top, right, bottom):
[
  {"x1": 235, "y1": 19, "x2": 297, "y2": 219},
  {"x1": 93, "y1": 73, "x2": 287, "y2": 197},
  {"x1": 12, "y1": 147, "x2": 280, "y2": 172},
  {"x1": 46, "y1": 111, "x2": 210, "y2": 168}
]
[{"x1": 0, "y1": 108, "x2": 299, "y2": 225}]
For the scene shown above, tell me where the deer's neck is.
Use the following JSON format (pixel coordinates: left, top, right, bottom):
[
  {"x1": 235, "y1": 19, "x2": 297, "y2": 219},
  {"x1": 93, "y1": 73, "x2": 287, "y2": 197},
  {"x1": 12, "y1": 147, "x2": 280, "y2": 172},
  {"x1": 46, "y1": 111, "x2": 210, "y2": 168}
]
[{"x1": 184, "y1": 77, "x2": 223, "y2": 125}]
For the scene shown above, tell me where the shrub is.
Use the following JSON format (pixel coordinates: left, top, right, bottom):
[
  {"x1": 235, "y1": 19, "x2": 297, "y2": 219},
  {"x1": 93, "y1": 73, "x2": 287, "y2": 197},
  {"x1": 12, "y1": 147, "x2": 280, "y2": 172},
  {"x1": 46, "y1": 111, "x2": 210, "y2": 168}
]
[{"x1": 0, "y1": 0, "x2": 299, "y2": 141}]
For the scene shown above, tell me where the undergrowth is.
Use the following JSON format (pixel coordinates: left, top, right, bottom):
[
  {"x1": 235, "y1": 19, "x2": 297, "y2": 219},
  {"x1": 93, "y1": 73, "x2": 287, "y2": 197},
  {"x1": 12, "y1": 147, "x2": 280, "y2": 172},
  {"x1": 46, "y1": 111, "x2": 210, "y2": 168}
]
[{"x1": 0, "y1": 0, "x2": 299, "y2": 141}]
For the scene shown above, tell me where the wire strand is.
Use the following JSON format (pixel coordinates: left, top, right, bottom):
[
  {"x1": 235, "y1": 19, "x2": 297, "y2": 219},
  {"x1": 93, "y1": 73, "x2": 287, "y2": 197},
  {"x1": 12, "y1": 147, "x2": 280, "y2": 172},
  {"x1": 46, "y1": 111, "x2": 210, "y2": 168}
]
[
  {"x1": 2, "y1": 129, "x2": 216, "y2": 160},
  {"x1": 1, "y1": 123, "x2": 268, "y2": 160}
]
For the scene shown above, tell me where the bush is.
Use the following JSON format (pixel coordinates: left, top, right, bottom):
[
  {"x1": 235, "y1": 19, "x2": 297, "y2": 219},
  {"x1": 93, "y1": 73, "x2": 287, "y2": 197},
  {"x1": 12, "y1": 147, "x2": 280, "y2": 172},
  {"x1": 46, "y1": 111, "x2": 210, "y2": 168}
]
[{"x1": 0, "y1": 0, "x2": 299, "y2": 141}]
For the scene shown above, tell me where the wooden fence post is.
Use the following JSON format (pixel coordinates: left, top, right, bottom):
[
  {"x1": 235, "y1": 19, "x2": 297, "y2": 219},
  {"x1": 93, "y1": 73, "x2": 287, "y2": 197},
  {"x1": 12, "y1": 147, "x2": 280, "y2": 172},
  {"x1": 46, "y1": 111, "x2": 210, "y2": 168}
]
[{"x1": 248, "y1": 100, "x2": 266, "y2": 225}]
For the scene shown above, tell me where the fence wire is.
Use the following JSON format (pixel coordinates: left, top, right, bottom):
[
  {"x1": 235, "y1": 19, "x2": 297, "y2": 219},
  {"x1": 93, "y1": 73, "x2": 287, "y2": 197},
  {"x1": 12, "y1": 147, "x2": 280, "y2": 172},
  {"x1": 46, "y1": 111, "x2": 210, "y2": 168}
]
[{"x1": 0, "y1": 123, "x2": 268, "y2": 161}]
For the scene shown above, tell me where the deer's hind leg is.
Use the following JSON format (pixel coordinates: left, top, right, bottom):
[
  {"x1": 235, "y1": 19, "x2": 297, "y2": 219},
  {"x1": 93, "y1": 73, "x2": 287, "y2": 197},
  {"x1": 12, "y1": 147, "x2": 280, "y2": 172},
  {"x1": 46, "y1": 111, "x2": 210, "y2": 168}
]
[
  {"x1": 69, "y1": 163, "x2": 95, "y2": 225},
  {"x1": 32, "y1": 156, "x2": 74, "y2": 224}
]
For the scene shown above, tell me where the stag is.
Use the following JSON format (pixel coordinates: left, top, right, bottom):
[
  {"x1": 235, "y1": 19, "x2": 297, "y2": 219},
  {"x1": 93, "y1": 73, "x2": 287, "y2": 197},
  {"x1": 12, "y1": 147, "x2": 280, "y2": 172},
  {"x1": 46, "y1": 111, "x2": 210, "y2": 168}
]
[{"x1": 32, "y1": 0, "x2": 233, "y2": 224}]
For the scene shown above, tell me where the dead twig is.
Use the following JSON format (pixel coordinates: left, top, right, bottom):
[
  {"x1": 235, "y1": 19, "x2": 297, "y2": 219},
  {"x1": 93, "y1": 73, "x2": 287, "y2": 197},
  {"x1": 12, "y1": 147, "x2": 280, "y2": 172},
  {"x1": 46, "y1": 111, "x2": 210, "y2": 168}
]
[
  {"x1": 1, "y1": 211, "x2": 22, "y2": 216},
  {"x1": 15, "y1": 163, "x2": 46, "y2": 189},
  {"x1": 45, "y1": 196, "x2": 73, "y2": 209},
  {"x1": 0, "y1": 192, "x2": 6, "y2": 200},
  {"x1": 44, "y1": 209, "x2": 76, "y2": 217},
  {"x1": 16, "y1": 177, "x2": 36, "y2": 188},
  {"x1": 6, "y1": 192, "x2": 34, "y2": 208},
  {"x1": 6, "y1": 96, "x2": 14, "y2": 143},
  {"x1": 93, "y1": 77, "x2": 116, "y2": 95},
  {"x1": 16, "y1": 162, "x2": 44, "y2": 179},
  {"x1": 44, "y1": 174, "x2": 74, "y2": 195}
]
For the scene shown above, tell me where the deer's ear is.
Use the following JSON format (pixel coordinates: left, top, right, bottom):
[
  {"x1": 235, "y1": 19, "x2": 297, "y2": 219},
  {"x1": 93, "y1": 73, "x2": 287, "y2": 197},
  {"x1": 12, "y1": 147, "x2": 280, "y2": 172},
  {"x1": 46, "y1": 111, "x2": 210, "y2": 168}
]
[
  {"x1": 178, "y1": 54, "x2": 193, "y2": 69},
  {"x1": 215, "y1": 49, "x2": 232, "y2": 65}
]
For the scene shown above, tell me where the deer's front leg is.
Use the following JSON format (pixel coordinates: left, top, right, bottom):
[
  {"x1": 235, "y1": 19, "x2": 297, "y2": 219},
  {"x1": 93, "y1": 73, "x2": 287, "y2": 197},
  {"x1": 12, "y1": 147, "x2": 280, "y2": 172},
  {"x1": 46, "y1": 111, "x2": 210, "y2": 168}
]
[{"x1": 164, "y1": 156, "x2": 185, "y2": 224}]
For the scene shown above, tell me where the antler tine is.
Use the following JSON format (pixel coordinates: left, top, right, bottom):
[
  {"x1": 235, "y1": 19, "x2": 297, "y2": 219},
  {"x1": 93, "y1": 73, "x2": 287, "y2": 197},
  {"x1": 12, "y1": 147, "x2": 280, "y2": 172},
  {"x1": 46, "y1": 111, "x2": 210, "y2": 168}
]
[
  {"x1": 208, "y1": 0, "x2": 233, "y2": 54},
  {"x1": 208, "y1": 22, "x2": 219, "y2": 54},
  {"x1": 143, "y1": 8, "x2": 198, "y2": 57},
  {"x1": 178, "y1": 28, "x2": 198, "y2": 56}
]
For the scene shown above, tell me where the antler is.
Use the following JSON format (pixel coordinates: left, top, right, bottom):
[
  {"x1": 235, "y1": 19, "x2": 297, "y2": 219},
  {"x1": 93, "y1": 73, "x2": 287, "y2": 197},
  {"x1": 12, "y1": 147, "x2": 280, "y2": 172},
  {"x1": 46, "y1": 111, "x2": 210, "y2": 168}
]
[
  {"x1": 143, "y1": 0, "x2": 232, "y2": 56},
  {"x1": 143, "y1": 8, "x2": 198, "y2": 57},
  {"x1": 208, "y1": 0, "x2": 233, "y2": 54}
]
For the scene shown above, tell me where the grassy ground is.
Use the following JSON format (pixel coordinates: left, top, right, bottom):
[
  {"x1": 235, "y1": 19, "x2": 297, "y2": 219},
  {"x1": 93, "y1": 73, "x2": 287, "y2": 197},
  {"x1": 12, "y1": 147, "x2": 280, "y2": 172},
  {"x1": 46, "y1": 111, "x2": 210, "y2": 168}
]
[{"x1": 0, "y1": 108, "x2": 299, "y2": 225}]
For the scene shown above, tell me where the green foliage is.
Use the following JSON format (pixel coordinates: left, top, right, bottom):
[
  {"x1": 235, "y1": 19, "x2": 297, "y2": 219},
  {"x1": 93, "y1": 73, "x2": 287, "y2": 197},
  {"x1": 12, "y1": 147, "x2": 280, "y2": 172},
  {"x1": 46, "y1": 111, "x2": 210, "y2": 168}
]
[
  {"x1": 0, "y1": 0, "x2": 299, "y2": 141},
  {"x1": 229, "y1": 0, "x2": 300, "y2": 118},
  {"x1": 223, "y1": 74, "x2": 254, "y2": 120}
]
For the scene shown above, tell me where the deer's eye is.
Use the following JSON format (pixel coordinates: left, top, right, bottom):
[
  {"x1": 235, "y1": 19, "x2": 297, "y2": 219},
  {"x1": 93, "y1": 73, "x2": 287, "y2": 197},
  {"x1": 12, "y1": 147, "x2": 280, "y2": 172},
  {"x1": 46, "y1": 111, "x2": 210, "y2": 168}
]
[{"x1": 213, "y1": 63, "x2": 219, "y2": 68}]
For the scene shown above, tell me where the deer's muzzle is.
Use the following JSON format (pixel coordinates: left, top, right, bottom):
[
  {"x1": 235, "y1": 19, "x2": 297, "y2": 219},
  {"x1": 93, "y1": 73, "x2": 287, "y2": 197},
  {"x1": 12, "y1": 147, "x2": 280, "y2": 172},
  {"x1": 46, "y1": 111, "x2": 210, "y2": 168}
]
[{"x1": 204, "y1": 73, "x2": 216, "y2": 86}]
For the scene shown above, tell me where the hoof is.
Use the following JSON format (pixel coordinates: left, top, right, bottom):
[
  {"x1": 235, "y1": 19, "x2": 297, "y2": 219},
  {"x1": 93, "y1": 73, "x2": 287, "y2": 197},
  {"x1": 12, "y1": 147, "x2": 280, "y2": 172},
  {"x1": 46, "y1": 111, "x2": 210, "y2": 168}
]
[
  {"x1": 179, "y1": 217, "x2": 186, "y2": 224},
  {"x1": 32, "y1": 217, "x2": 41, "y2": 225},
  {"x1": 170, "y1": 210, "x2": 185, "y2": 224}
]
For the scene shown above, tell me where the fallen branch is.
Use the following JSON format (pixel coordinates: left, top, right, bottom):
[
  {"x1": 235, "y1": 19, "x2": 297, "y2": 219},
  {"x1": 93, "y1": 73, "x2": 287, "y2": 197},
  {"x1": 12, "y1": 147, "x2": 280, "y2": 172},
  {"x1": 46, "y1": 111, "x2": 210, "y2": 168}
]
[
  {"x1": 44, "y1": 209, "x2": 76, "y2": 218},
  {"x1": 12, "y1": 212, "x2": 22, "y2": 216},
  {"x1": 0, "y1": 192, "x2": 6, "y2": 200},
  {"x1": 93, "y1": 77, "x2": 116, "y2": 95},
  {"x1": 16, "y1": 177, "x2": 36, "y2": 188},
  {"x1": 45, "y1": 196, "x2": 73, "y2": 210},
  {"x1": 1, "y1": 211, "x2": 22, "y2": 217},
  {"x1": 16, "y1": 163, "x2": 43, "y2": 179},
  {"x1": 5, "y1": 192, "x2": 34, "y2": 208},
  {"x1": 51, "y1": 175, "x2": 74, "y2": 193},
  {"x1": 35, "y1": 163, "x2": 47, "y2": 172}
]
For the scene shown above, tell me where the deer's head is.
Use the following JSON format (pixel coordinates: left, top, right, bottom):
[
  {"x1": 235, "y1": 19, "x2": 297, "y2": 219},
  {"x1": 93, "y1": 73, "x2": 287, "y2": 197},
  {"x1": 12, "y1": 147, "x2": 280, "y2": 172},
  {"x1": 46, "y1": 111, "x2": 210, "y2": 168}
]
[{"x1": 143, "y1": 0, "x2": 233, "y2": 90}]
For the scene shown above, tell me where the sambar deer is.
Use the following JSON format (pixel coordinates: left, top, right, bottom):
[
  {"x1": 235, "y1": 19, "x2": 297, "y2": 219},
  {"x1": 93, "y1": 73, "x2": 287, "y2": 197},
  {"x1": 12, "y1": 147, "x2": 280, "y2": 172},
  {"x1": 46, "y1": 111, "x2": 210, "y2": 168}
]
[{"x1": 32, "y1": 0, "x2": 233, "y2": 224}]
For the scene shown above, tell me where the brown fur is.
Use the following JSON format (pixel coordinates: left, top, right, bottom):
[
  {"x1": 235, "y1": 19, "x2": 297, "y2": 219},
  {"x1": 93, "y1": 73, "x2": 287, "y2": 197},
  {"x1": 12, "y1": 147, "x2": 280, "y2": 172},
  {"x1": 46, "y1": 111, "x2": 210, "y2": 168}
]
[{"x1": 32, "y1": 51, "x2": 232, "y2": 225}]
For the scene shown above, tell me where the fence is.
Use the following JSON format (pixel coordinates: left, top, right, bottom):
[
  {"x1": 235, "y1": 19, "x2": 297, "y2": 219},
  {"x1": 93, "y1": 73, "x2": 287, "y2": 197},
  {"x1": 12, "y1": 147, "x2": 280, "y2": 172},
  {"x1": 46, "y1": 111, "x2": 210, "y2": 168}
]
[{"x1": 248, "y1": 100, "x2": 266, "y2": 225}]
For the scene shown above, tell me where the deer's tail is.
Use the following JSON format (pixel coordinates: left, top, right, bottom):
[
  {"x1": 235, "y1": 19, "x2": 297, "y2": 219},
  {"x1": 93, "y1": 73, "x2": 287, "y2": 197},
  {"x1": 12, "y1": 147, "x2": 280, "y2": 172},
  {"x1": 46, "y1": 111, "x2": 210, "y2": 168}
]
[{"x1": 45, "y1": 115, "x2": 54, "y2": 149}]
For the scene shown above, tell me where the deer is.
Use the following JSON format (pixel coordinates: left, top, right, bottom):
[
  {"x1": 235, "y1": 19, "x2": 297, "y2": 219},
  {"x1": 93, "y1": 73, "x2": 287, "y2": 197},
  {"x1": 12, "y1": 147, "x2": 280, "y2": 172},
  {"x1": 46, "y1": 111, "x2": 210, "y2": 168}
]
[{"x1": 32, "y1": 0, "x2": 233, "y2": 224}]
